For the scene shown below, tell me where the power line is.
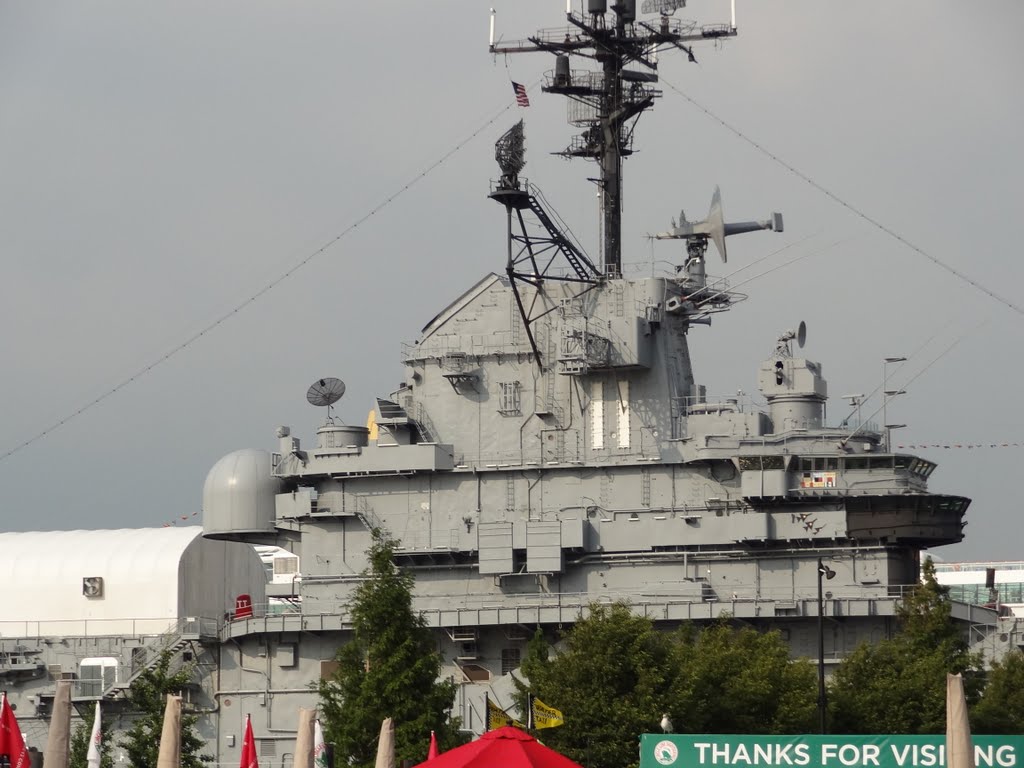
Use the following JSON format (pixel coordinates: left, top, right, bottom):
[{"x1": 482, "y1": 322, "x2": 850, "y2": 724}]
[
  {"x1": 661, "y1": 78, "x2": 1024, "y2": 317},
  {"x1": 0, "y1": 95, "x2": 523, "y2": 465}
]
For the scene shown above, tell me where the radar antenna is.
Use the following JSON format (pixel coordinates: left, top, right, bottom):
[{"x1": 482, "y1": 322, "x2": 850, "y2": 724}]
[
  {"x1": 306, "y1": 377, "x2": 346, "y2": 423},
  {"x1": 641, "y1": 0, "x2": 686, "y2": 15},
  {"x1": 774, "y1": 321, "x2": 806, "y2": 358},
  {"x1": 490, "y1": 0, "x2": 737, "y2": 274},
  {"x1": 489, "y1": 121, "x2": 602, "y2": 369},
  {"x1": 495, "y1": 120, "x2": 526, "y2": 189}
]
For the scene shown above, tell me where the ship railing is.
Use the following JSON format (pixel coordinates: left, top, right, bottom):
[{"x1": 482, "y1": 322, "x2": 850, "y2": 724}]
[
  {"x1": 513, "y1": 18, "x2": 701, "y2": 48},
  {"x1": 452, "y1": 447, "x2": 661, "y2": 469},
  {"x1": 231, "y1": 583, "x2": 922, "y2": 619},
  {"x1": 394, "y1": 529, "x2": 461, "y2": 552},
  {"x1": 0, "y1": 615, "x2": 220, "y2": 641},
  {"x1": 401, "y1": 333, "x2": 531, "y2": 363},
  {"x1": 677, "y1": 392, "x2": 757, "y2": 416},
  {"x1": 219, "y1": 584, "x2": 942, "y2": 642},
  {"x1": 829, "y1": 418, "x2": 881, "y2": 434}
]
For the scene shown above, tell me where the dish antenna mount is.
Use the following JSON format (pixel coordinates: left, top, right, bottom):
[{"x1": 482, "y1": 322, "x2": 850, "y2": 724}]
[
  {"x1": 306, "y1": 377, "x2": 346, "y2": 422},
  {"x1": 775, "y1": 321, "x2": 807, "y2": 357}
]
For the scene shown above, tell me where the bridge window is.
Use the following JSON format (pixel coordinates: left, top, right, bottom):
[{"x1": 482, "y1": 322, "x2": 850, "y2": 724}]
[
  {"x1": 801, "y1": 456, "x2": 840, "y2": 471},
  {"x1": 739, "y1": 456, "x2": 785, "y2": 470},
  {"x1": 273, "y1": 556, "x2": 299, "y2": 576}
]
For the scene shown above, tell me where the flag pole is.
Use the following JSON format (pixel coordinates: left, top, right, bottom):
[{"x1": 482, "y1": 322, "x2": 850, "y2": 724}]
[
  {"x1": 527, "y1": 693, "x2": 535, "y2": 731},
  {"x1": 484, "y1": 693, "x2": 490, "y2": 732}
]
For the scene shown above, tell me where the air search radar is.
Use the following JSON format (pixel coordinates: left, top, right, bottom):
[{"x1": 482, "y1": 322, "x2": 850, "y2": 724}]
[
  {"x1": 306, "y1": 377, "x2": 346, "y2": 423},
  {"x1": 641, "y1": 0, "x2": 686, "y2": 15}
]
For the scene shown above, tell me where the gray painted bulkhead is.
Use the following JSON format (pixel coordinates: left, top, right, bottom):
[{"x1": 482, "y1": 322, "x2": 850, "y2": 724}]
[
  {"x1": 0, "y1": 270, "x2": 974, "y2": 768},
  {"x1": 192, "y1": 270, "x2": 968, "y2": 759}
]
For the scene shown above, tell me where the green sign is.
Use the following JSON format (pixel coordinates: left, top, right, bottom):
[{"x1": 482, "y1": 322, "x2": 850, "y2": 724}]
[{"x1": 640, "y1": 735, "x2": 1024, "y2": 768}]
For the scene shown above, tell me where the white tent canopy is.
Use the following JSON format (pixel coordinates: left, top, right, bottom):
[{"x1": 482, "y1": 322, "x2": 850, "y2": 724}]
[{"x1": 0, "y1": 527, "x2": 266, "y2": 637}]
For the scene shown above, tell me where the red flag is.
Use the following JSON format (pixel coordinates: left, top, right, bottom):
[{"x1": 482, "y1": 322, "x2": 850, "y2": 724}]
[
  {"x1": 0, "y1": 693, "x2": 29, "y2": 768},
  {"x1": 427, "y1": 731, "x2": 439, "y2": 760},
  {"x1": 240, "y1": 714, "x2": 259, "y2": 768}
]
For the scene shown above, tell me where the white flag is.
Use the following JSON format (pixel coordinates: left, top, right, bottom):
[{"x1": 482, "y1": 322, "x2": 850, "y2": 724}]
[
  {"x1": 86, "y1": 702, "x2": 102, "y2": 768},
  {"x1": 313, "y1": 720, "x2": 328, "y2": 768}
]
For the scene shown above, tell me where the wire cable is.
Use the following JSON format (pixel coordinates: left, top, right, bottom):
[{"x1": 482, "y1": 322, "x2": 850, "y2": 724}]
[
  {"x1": 0, "y1": 91, "x2": 529, "y2": 465},
  {"x1": 661, "y1": 77, "x2": 1024, "y2": 318}
]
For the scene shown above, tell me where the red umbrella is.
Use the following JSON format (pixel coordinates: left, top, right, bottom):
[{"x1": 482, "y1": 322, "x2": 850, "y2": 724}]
[{"x1": 412, "y1": 727, "x2": 583, "y2": 768}]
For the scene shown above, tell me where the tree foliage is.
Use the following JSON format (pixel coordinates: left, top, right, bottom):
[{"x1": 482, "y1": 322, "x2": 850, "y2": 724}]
[
  {"x1": 318, "y1": 530, "x2": 463, "y2": 768},
  {"x1": 517, "y1": 604, "x2": 816, "y2": 768},
  {"x1": 119, "y1": 651, "x2": 211, "y2": 768},
  {"x1": 518, "y1": 604, "x2": 677, "y2": 768},
  {"x1": 70, "y1": 707, "x2": 114, "y2": 768},
  {"x1": 667, "y1": 621, "x2": 817, "y2": 734},
  {"x1": 972, "y1": 649, "x2": 1024, "y2": 734},
  {"x1": 829, "y1": 559, "x2": 982, "y2": 733}
]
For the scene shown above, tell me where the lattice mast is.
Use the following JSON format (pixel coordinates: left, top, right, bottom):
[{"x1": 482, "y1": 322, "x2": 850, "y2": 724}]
[{"x1": 490, "y1": 0, "x2": 736, "y2": 275}]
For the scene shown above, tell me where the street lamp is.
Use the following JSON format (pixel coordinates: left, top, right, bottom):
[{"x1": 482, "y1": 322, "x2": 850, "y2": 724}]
[
  {"x1": 817, "y1": 558, "x2": 836, "y2": 734},
  {"x1": 882, "y1": 357, "x2": 907, "y2": 450}
]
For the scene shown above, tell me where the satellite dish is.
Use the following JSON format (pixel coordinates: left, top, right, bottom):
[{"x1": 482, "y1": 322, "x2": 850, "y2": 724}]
[
  {"x1": 797, "y1": 320, "x2": 807, "y2": 349},
  {"x1": 306, "y1": 377, "x2": 346, "y2": 408}
]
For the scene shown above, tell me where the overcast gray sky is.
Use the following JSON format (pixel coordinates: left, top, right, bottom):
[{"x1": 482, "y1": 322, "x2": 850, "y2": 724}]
[{"x1": 1, "y1": 1, "x2": 1021, "y2": 561}]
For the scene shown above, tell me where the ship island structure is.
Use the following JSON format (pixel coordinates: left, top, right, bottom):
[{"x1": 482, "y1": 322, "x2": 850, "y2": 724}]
[{"x1": 0, "y1": 1, "x2": 1016, "y2": 765}]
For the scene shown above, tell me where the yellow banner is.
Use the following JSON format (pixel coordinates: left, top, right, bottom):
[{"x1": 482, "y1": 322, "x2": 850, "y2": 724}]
[
  {"x1": 487, "y1": 697, "x2": 523, "y2": 730},
  {"x1": 531, "y1": 697, "x2": 564, "y2": 729}
]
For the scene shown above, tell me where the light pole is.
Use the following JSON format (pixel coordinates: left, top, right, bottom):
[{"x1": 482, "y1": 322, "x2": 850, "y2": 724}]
[
  {"x1": 882, "y1": 357, "x2": 906, "y2": 449},
  {"x1": 817, "y1": 558, "x2": 836, "y2": 734}
]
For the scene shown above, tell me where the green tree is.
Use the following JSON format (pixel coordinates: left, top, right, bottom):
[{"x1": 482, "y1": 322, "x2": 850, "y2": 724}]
[
  {"x1": 70, "y1": 707, "x2": 114, "y2": 768},
  {"x1": 829, "y1": 559, "x2": 982, "y2": 733},
  {"x1": 972, "y1": 649, "x2": 1024, "y2": 733},
  {"x1": 517, "y1": 606, "x2": 817, "y2": 768},
  {"x1": 318, "y1": 530, "x2": 463, "y2": 768},
  {"x1": 517, "y1": 603, "x2": 677, "y2": 768},
  {"x1": 119, "y1": 651, "x2": 211, "y2": 768},
  {"x1": 668, "y1": 620, "x2": 817, "y2": 734}
]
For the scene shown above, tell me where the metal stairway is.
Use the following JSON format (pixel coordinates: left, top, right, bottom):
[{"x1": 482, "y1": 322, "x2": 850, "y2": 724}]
[
  {"x1": 101, "y1": 627, "x2": 195, "y2": 700},
  {"x1": 524, "y1": 190, "x2": 599, "y2": 281}
]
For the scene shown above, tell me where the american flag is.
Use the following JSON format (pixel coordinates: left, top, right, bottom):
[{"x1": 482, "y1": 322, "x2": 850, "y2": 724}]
[{"x1": 512, "y1": 81, "x2": 530, "y2": 107}]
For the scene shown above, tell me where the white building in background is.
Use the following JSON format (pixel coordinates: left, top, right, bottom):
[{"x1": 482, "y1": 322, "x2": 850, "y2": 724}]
[
  {"x1": 0, "y1": 527, "x2": 268, "y2": 757},
  {"x1": 0, "y1": 527, "x2": 265, "y2": 638},
  {"x1": 932, "y1": 560, "x2": 1024, "y2": 617}
]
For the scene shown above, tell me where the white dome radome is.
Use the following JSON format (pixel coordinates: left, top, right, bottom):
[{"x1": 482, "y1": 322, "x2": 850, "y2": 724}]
[{"x1": 202, "y1": 449, "x2": 282, "y2": 538}]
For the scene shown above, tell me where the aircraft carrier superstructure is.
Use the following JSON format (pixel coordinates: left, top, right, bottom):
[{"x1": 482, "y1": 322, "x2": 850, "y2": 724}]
[
  {"x1": 196, "y1": 0, "x2": 977, "y2": 745},
  {"x1": 0, "y1": 4, "x2": 984, "y2": 762}
]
